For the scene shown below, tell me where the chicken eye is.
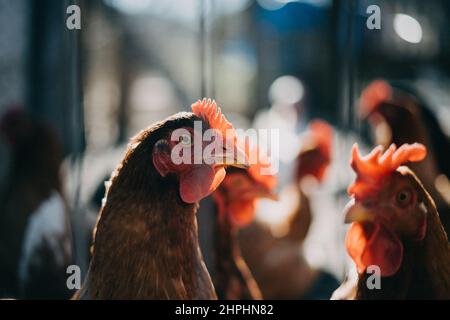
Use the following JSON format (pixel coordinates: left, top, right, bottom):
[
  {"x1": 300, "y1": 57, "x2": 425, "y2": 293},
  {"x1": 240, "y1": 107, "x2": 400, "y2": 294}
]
[
  {"x1": 396, "y1": 189, "x2": 413, "y2": 207},
  {"x1": 178, "y1": 134, "x2": 192, "y2": 146}
]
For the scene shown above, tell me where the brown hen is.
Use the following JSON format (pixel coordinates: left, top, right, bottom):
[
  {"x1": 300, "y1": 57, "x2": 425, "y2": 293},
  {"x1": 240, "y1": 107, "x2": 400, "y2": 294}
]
[
  {"x1": 339, "y1": 143, "x2": 450, "y2": 299},
  {"x1": 75, "y1": 99, "x2": 248, "y2": 299}
]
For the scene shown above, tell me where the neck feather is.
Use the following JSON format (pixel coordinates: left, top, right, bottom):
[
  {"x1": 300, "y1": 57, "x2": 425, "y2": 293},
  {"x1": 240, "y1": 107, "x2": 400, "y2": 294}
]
[{"x1": 79, "y1": 147, "x2": 215, "y2": 299}]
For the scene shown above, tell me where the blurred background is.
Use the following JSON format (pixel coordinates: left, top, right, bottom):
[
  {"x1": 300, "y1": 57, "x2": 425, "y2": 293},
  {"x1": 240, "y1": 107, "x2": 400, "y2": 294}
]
[{"x1": 0, "y1": 0, "x2": 449, "y2": 299}]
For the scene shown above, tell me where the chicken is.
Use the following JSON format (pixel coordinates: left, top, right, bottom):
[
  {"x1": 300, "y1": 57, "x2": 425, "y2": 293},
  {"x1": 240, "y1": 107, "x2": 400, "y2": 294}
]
[
  {"x1": 360, "y1": 80, "x2": 450, "y2": 236},
  {"x1": 238, "y1": 120, "x2": 339, "y2": 299},
  {"x1": 0, "y1": 107, "x2": 73, "y2": 299},
  {"x1": 199, "y1": 145, "x2": 277, "y2": 300},
  {"x1": 75, "y1": 99, "x2": 248, "y2": 299},
  {"x1": 338, "y1": 143, "x2": 450, "y2": 299},
  {"x1": 287, "y1": 120, "x2": 333, "y2": 243}
]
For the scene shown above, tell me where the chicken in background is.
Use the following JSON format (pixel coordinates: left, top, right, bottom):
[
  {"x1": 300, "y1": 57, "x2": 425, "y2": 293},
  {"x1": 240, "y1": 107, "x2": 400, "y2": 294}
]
[
  {"x1": 75, "y1": 99, "x2": 249, "y2": 299},
  {"x1": 335, "y1": 143, "x2": 450, "y2": 299},
  {"x1": 238, "y1": 120, "x2": 340, "y2": 299},
  {"x1": 287, "y1": 120, "x2": 333, "y2": 243},
  {"x1": 0, "y1": 107, "x2": 73, "y2": 299},
  {"x1": 359, "y1": 80, "x2": 450, "y2": 236},
  {"x1": 199, "y1": 145, "x2": 278, "y2": 300}
]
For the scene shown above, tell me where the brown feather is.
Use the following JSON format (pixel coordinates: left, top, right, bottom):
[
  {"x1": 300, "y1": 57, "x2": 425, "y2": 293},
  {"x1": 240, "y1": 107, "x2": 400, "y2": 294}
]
[{"x1": 75, "y1": 113, "x2": 216, "y2": 299}]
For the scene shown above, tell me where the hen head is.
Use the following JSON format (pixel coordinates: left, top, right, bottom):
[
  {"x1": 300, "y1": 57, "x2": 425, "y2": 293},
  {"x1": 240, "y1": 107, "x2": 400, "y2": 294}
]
[
  {"x1": 359, "y1": 80, "x2": 423, "y2": 147},
  {"x1": 213, "y1": 144, "x2": 278, "y2": 227},
  {"x1": 344, "y1": 143, "x2": 429, "y2": 277},
  {"x1": 295, "y1": 119, "x2": 333, "y2": 183},
  {"x1": 150, "y1": 99, "x2": 248, "y2": 204}
]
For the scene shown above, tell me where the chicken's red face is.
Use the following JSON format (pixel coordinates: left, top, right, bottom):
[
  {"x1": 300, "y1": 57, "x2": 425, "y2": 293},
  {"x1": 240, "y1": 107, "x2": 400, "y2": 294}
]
[
  {"x1": 152, "y1": 99, "x2": 249, "y2": 204},
  {"x1": 344, "y1": 143, "x2": 428, "y2": 277},
  {"x1": 296, "y1": 120, "x2": 333, "y2": 183},
  {"x1": 213, "y1": 170, "x2": 277, "y2": 227}
]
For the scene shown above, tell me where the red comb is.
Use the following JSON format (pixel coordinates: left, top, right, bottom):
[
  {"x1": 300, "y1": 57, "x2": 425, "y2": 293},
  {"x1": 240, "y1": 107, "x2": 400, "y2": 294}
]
[
  {"x1": 348, "y1": 143, "x2": 427, "y2": 199},
  {"x1": 191, "y1": 98, "x2": 236, "y2": 141},
  {"x1": 244, "y1": 142, "x2": 277, "y2": 191},
  {"x1": 360, "y1": 80, "x2": 393, "y2": 116}
]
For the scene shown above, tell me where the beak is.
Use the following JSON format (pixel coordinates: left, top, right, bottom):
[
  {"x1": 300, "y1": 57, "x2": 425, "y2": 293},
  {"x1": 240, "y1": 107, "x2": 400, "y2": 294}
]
[
  {"x1": 343, "y1": 199, "x2": 376, "y2": 224},
  {"x1": 251, "y1": 185, "x2": 279, "y2": 201},
  {"x1": 207, "y1": 139, "x2": 250, "y2": 169}
]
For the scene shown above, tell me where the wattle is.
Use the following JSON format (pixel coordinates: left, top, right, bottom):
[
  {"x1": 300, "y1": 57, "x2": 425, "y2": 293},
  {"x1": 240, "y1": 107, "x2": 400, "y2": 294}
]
[
  {"x1": 345, "y1": 222, "x2": 403, "y2": 277},
  {"x1": 180, "y1": 166, "x2": 226, "y2": 203}
]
